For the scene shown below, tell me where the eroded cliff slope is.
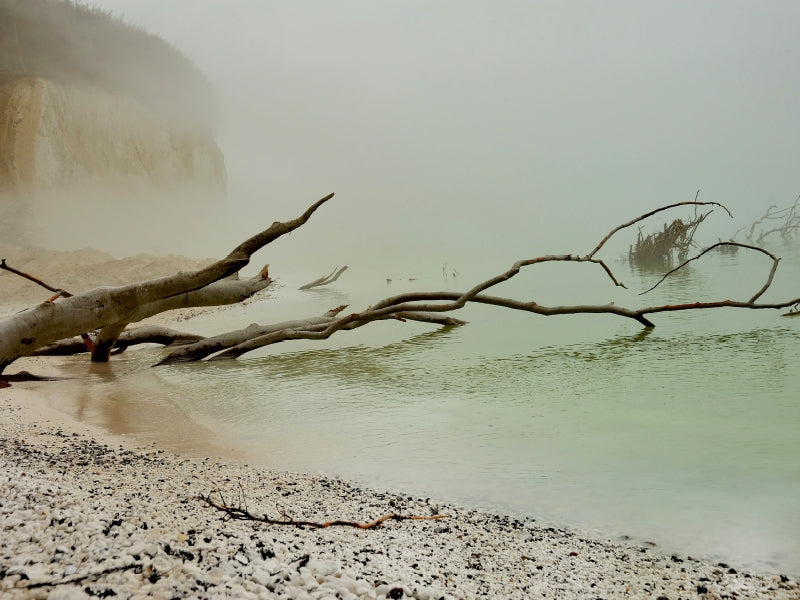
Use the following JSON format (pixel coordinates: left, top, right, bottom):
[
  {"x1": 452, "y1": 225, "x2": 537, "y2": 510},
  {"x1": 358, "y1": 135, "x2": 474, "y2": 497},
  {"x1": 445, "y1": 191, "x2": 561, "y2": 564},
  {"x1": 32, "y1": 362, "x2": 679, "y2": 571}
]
[{"x1": 0, "y1": 73, "x2": 225, "y2": 194}]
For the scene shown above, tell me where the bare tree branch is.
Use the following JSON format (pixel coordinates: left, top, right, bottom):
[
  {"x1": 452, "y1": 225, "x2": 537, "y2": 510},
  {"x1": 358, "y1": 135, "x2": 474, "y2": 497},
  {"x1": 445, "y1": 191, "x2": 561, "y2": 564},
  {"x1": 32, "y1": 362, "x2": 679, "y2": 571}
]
[
  {"x1": 199, "y1": 491, "x2": 448, "y2": 530},
  {"x1": 299, "y1": 266, "x2": 349, "y2": 290},
  {"x1": 0, "y1": 194, "x2": 333, "y2": 374},
  {"x1": 639, "y1": 241, "x2": 781, "y2": 303},
  {"x1": 0, "y1": 258, "x2": 71, "y2": 297},
  {"x1": 736, "y1": 195, "x2": 800, "y2": 245},
  {"x1": 3, "y1": 195, "x2": 798, "y2": 379},
  {"x1": 153, "y1": 199, "x2": 795, "y2": 363},
  {"x1": 587, "y1": 193, "x2": 732, "y2": 259},
  {"x1": 636, "y1": 297, "x2": 800, "y2": 316},
  {"x1": 32, "y1": 326, "x2": 205, "y2": 356}
]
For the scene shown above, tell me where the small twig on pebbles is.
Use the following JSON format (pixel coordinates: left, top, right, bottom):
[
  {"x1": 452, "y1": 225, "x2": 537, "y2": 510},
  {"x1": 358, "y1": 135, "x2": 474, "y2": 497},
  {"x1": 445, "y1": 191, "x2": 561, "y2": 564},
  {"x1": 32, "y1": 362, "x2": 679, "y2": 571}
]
[
  {"x1": 25, "y1": 563, "x2": 140, "y2": 589},
  {"x1": 199, "y1": 492, "x2": 448, "y2": 529}
]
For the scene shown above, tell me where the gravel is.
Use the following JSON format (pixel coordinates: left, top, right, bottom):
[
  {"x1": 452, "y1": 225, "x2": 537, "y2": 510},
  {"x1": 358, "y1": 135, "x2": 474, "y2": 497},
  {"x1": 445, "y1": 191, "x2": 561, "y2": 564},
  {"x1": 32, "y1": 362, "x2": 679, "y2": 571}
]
[{"x1": 1, "y1": 392, "x2": 798, "y2": 599}]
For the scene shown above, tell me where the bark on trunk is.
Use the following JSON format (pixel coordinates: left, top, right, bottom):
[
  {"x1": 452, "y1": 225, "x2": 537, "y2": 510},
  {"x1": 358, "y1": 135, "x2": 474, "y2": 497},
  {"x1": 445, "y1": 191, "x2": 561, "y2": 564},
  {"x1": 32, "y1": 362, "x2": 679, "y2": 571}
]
[{"x1": 0, "y1": 194, "x2": 333, "y2": 373}]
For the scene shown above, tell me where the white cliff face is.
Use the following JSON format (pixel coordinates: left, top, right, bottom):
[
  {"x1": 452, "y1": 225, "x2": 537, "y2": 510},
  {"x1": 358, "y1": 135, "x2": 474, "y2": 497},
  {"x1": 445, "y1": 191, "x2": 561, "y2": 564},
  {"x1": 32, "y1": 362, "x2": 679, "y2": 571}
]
[
  {"x1": 0, "y1": 74, "x2": 228, "y2": 254},
  {"x1": 0, "y1": 75, "x2": 225, "y2": 192}
]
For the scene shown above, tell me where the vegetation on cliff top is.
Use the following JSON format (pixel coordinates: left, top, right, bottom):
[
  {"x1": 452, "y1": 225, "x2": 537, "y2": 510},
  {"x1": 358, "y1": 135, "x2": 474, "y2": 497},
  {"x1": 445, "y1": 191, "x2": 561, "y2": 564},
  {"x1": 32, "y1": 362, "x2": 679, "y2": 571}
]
[{"x1": 0, "y1": 0, "x2": 218, "y2": 131}]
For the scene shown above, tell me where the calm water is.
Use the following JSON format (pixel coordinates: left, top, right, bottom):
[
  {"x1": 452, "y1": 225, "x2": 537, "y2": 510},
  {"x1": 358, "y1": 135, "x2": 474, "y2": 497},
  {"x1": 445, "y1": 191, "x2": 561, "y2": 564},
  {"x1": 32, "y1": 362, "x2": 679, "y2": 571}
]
[{"x1": 50, "y1": 247, "x2": 800, "y2": 575}]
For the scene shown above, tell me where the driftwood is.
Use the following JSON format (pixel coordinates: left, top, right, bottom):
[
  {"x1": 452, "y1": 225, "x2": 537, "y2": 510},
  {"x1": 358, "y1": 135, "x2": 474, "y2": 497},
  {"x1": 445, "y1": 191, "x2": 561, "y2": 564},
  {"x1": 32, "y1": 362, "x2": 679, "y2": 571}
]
[
  {"x1": 629, "y1": 213, "x2": 709, "y2": 268},
  {"x1": 199, "y1": 491, "x2": 447, "y2": 530},
  {"x1": 24, "y1": 563, "x2": 141, "y2": 591},
  {"x1": 0, "y1": 193, "x2": 333, "y2": 374},
  {"x1": 153, "y1": 200, "x2": 797, "y2": 363},
  {"x1": 32, "y1": 326, "x2": 205, "y2": 356},
  {"x1": 298, "y1": 266, "x2": 348, "y2": 290},
  {"x1": 735, "y1": 195, "x2": 800, "y2": 246},
  {"x1": 1, "y1": 194, "x2": 799, "y2": 377},
  {"x1": 158, "y1": 307, "x2": 466, "y2": 365},
  {"x1": 627, "y1": 192, "x2": 719, "y2": 269}
]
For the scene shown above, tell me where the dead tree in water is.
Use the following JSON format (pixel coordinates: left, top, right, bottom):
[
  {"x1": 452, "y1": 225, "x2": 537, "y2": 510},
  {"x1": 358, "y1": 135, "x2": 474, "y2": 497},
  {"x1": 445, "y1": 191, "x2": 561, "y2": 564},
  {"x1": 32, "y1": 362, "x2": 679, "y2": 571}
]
[
  {"x1": 1, "y1": 194, "x2": 799, "y2": 380},
  {"x1": 299, "y1": 266, "x2": 348, "y2": 290},
  {"x1": 735, "y1": 195, "x2": 800, "y2": 246},
  {"x1": 628, "y1": 191, "x2": 712, "y2": 269}
]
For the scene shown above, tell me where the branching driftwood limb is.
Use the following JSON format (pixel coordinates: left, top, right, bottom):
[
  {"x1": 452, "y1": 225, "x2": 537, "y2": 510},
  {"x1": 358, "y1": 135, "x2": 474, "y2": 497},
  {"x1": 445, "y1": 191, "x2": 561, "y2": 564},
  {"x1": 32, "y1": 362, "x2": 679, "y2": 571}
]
[
  {"x1": 0, "y1": 259, "x2": 276, "y2": 363},
  {"x1": 0, "y1": 193, "x2": 334, "y2": 374},
  {"x1": 1, "y1": 259, "x2": 95, "y2": 351},
  {"x1": 629, "y1": 211, "x2": 711, "y2": 268},
  {"x1": 199, "y1": 491, "x2": 448, "y2": 530},
  {"x1": 158, "y1": 305, "x2": 466, "y2": 365},
  {"x1": 157, "y1": 200, "x2": 795, "y2": 363},
  {"x1": 2, "y1": 194, "x2": 799, "y2": 376},
  {"x1": 640, "y1": 241, "x2": 781, "y2": 302},
  {"x1": 299, "y1": 266, "x2": 349, "y2": 290},
  {"x1": 586, "y1": 195, "x2": 732, "y2": 259},
  {"x1": 32, "y1": 326, "x2": 205, "y2": 356},
  {"x1": 736, "y1": 195, "x2": 800, "y2": 245},
  {"x1": 0, "y1": 258, "x2": 72, "y2": 298}
]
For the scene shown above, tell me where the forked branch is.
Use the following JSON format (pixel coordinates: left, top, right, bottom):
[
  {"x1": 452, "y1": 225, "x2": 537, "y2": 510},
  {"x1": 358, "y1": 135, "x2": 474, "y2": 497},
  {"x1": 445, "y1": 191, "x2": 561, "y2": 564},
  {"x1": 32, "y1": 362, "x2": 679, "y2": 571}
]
[
  {"x1": 299, "y1": 266, "x2": 349, "y2": 290},
  {"x1": 151, "y1": 199, "x2": 798, "y2": 363},
  {"x1": 0, "y1": 258, "x2": 71, "y2": 298},
  {"x1": 0, "y1": 194, "x2": 333, "y2": 374},
  {"x1": 3, "y1": 194, "x2": 798, "y2": 376},
  {"x1": 640, "y1": 241, "x2": 781, "y2": 302},
  {"x1": 587, "y1": 193, "x2": 732, "y2": 259}
]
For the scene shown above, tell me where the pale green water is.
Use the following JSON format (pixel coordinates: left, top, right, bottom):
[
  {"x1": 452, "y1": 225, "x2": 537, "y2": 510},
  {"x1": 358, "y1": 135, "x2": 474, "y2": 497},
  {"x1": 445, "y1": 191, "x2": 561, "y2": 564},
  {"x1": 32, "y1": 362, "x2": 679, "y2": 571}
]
[{"x1": 53, "y1": 247, "x2": 800, "y2": 576}]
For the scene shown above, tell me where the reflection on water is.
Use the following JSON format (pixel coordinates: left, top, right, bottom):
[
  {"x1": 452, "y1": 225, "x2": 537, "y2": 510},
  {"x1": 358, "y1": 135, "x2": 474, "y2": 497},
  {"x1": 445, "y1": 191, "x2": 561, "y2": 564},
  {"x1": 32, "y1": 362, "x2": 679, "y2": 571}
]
[
  {"x1": 46, "y1": 249, "x2": 800, "y2": 576},
  {"x1": 44, "y1": 351, "x2": 247, "y2": 461}
]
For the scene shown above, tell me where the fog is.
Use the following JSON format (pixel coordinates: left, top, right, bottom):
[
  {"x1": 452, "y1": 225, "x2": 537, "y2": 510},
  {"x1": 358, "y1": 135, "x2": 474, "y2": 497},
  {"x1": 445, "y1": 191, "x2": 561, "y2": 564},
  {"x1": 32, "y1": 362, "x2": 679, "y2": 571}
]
[{"x1": 90, "y1": 1, "x2": 800, "y2": 275}]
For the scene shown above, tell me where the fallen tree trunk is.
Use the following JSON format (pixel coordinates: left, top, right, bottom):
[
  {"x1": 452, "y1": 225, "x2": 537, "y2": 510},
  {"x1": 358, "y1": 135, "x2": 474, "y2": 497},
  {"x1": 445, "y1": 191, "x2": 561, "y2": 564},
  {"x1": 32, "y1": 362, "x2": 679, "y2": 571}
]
[
  {"x1": 0, "y1": 193, "x2": 333, "y2": 374},
  {"x1": 32, "y1": 326, "x2": 205, "y2": 356},
  {"x1": 1, "y1": 195, "x2": 799, "y2": 376}
]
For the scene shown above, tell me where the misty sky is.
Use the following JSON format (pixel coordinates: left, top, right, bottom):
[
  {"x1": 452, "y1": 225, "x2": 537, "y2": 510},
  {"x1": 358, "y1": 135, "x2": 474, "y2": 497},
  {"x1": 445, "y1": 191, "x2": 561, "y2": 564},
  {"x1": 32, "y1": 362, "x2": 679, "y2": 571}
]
[{"x1": 90, "y1": 1, "x2": 800, "y2": 272}]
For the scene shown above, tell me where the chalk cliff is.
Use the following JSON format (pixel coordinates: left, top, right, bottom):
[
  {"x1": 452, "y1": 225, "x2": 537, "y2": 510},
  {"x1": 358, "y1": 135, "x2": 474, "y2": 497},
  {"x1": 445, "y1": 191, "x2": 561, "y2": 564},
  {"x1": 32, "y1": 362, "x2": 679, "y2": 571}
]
[{"x1": 0, "y1": 73, "x2": 225, "y2": 194}]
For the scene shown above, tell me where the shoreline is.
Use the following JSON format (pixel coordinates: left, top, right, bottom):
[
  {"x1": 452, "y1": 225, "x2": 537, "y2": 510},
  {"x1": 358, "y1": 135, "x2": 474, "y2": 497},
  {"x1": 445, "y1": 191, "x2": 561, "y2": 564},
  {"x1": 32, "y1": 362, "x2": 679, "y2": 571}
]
[
  {"x1": 2, "y1": 382, "x2": 799, "y2": 598},
  {"x1": 2, "y1": 253, "x2": 799, "y2": 597}
]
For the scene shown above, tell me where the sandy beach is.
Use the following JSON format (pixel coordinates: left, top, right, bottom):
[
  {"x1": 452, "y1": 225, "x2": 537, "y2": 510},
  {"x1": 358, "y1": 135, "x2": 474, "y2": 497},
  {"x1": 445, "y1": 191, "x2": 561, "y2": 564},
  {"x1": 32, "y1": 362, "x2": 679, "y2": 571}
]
[{"x1": 2, "y1": 252, "x2": 800, "y2": 598}]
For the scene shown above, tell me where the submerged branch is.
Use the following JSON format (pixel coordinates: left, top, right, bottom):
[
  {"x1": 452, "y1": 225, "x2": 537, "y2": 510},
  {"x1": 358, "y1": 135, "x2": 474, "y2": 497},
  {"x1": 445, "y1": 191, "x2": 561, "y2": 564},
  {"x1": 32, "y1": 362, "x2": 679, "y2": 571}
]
[
  {"x1": 156, "y1": 199, "x2": 797, "y2": 363},
  {"x1": 299, "y1": 266, "x2": 349, "y2": 290},
  {"x1": 587, "y1": 193, "x2": 732, "y2": 259},
  {"x1": 4, "y1": 194, "x2": 799, "y2": 375},
  {"x1": 640, "y1": 242, "x2": 780, "y2": 303},
  {"x1": 33, "y1": 326, "x2": 205, "y2": 356}
]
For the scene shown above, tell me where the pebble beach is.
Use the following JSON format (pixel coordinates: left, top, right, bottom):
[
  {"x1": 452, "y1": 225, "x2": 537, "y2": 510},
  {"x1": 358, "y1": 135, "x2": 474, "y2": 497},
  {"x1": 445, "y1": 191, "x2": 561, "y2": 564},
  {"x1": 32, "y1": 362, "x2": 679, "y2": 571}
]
[{"x1": 2, "y1": 384, "x2": 799, "y2": 600}]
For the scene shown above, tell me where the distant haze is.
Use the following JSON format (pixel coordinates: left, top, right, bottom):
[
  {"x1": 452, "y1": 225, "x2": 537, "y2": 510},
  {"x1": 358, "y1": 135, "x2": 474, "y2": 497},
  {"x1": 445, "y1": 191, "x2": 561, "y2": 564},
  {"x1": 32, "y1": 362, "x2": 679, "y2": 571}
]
[{"x1": 90, "y1": 1, "x2": 800, "y2": 274}]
